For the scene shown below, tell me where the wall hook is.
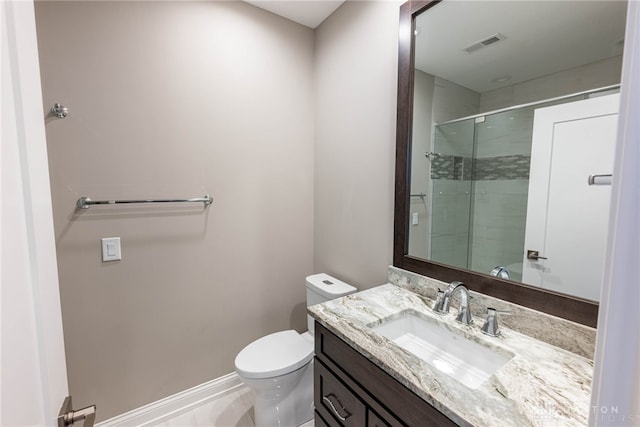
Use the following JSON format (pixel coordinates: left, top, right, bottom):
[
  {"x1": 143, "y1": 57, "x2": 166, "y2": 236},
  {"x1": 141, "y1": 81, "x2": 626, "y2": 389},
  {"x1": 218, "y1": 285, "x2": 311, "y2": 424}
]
[{"x1": 51, "y1": 103, "x2": 68, "y2": 118}]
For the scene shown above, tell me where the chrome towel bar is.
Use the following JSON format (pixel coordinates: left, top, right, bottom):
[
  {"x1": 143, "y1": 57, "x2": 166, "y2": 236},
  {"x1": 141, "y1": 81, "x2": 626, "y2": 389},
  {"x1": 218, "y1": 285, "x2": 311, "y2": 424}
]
[{"x1": 76, "y1": 194, "x2": 213, "y2": 209}]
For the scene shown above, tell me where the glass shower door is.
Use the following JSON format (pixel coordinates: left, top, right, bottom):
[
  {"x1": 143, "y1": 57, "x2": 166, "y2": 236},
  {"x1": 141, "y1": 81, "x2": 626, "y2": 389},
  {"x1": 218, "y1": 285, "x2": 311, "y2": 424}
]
[
  {"x1": 469, "y1": 109, "x2": 533, "y2": 281},
  {"x1": 429, "y1": 118, "x2": 475, "y2": 269}
]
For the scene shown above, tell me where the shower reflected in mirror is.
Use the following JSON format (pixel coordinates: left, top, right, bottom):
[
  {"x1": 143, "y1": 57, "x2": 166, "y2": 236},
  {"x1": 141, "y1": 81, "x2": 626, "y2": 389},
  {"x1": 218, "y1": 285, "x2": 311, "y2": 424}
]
[{"x1": 404, "y1": 0, "x2": 626, "y2": 303}]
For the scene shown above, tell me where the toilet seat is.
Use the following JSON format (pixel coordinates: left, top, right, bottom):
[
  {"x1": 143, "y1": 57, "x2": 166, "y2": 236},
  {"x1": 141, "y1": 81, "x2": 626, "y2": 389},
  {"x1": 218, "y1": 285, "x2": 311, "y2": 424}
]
[{"x1": 235, "y1": 330, "x2": 313, "y2": 379}]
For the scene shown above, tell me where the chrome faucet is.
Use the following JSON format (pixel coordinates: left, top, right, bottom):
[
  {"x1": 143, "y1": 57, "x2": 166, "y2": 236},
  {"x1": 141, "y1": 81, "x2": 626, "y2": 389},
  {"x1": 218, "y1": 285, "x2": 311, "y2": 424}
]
[{"x1": 433, "y1": 281, "x2": 473, "y2": 325}]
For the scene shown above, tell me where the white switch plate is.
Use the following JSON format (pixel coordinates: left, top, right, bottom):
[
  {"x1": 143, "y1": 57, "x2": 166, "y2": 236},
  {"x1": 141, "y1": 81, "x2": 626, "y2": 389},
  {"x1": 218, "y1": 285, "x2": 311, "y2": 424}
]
[
  {"x1": 412, "y1": 212, "x2": 419, "y2": 225},
  {"x1": 101, "y1": 237, "x2": 121, "y2": 262}
]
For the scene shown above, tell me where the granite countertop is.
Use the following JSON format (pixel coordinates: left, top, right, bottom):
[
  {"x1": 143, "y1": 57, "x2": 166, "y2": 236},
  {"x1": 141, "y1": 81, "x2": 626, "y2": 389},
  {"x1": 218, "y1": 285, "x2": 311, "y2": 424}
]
[{"x1": 308, "y1": 283, "x2": 594, "y2": 427}]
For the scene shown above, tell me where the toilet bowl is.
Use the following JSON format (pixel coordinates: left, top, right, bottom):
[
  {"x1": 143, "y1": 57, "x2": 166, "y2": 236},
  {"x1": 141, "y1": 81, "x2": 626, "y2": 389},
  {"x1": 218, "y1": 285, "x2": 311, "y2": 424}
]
[
  {"x1": 235, "y1": 331, "x2": 314, "y2": 427},
  {"x1": 234, "y1": 274, "x2": 356, "y2": 427}
]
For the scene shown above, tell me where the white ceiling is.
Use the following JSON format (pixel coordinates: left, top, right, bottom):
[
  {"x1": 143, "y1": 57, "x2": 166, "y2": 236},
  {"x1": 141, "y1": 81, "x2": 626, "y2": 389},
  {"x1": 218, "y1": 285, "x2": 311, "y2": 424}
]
[
  {"x1": 242, "y1": 1, "x2": 626, "y2": 92},
  {"x1": 415, "y1": 1, "x2": 627, "y2": 93},
  {"x1": 244, "y1": 0, "x2": 345, "y2": 28}
]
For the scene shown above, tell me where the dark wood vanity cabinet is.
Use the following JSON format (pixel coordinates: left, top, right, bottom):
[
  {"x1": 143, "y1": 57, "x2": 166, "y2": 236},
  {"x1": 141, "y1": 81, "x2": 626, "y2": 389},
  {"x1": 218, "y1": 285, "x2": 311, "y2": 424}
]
[{"x1": 314, "y1": 322, "x2": 457, "y2": 427}]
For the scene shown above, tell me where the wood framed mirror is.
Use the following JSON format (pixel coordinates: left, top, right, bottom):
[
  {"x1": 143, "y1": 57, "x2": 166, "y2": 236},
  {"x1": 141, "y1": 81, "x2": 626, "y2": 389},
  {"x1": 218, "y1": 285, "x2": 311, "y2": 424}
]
[{"x1": 392, "y1": 0, "x2": 625, "y2": 328}]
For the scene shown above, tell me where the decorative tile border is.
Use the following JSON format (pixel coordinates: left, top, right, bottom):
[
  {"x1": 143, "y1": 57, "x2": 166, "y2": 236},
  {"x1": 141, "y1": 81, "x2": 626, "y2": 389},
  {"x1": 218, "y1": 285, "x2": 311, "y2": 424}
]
[
  {"x1": 430, "y1": 154, "x2": 473, "y2": 180},
  {"x1": 431, "y1": 154, "x2": 530, "y2": 181},
  {"x1": 475, "y1": 155, "x2": 530, "y2": 180}
]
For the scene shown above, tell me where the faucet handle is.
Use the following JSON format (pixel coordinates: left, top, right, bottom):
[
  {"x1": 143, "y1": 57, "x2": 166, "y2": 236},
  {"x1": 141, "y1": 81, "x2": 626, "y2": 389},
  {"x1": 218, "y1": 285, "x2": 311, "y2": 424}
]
[
  {"x1": 481, "y1": 307, "x2": 502, "y2": 337},
  {"x1": 433, "y1": 289, "x2": 446, "y2": 313}
]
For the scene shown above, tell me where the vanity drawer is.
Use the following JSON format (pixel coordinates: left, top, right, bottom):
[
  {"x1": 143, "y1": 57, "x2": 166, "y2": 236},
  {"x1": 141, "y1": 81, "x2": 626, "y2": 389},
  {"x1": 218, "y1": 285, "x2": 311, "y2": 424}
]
[{"x1": 315, "y1": 359, "x2": 367, "y2": 426}]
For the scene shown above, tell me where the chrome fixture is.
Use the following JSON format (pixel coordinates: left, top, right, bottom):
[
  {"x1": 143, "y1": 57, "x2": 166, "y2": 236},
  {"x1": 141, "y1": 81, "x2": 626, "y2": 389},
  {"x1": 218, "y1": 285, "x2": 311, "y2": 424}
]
[
  {"x1": 490, "y1": 266, "x2": 510, "y2": 280},
  {"x1": 433, "y1": 281, "x2": 473, "y2": 325},
  {"x1": 51, "y1": 103, "x2": 69, "y2": 118},
  {"x1": 410, "y1": 193, "x2": 426, "y2": 199},
  {"x1": 322, "y1": 394, "x2": 351, "y2": 422},
  {"x1": 526, "y1": 250, "x2": 547, "y2": 261},
  {"x1": 481, "y1": 308, "x2": 511, "y2": 337},
  {"x1": 481, "y1": 308, "x2": 500, "y2": 337},
  {"x1": 588, "y1": 174, "x2": 612, "y2": 186},
  {"x1": 437, "y1": 84, "x2": 619, "y2": 126},
  {"x1": 76, "y1": 194, "x2": 213, "y2": 209},
  {"x1": 58, "y1": 396, "x2": 95, "y2": 427},
  {"x1": 433, "y1": 289, "x2": 446, "y2": 313}
]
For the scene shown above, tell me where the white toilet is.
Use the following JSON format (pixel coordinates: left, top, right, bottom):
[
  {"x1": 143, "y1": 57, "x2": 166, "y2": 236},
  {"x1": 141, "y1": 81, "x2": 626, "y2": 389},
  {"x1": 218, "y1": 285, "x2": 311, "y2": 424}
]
[{"x1": 234, "y1": 273, "x2": 356, "y2": 427}]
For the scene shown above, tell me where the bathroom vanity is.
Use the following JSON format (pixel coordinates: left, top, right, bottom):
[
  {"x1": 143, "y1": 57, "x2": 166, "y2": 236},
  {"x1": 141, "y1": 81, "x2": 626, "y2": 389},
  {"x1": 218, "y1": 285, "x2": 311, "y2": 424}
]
[
  {"x1": 314, "y1": 322, "x2": 455, "y2": 426},
  {"x1": 309, "y1": 269, "x2": 595, "y2": 426}
]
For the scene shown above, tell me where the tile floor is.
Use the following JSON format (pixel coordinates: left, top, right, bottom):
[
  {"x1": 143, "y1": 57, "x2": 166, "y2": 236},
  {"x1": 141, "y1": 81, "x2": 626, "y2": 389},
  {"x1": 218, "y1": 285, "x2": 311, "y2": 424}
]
[{"x1": 157, "y1": 386, "x2": 314, "y2": 427}]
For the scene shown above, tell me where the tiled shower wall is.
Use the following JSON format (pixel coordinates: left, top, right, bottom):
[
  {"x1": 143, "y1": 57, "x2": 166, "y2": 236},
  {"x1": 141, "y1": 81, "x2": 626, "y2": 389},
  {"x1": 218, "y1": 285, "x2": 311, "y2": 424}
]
[
  {"x1": 414, "y1": 56, "x2": 621, "y2": 274},
  {"x1": 429, "y1": 118, "x2": 475, "y2": 267},
  {"x1": 465, "y1": 57, "x2": 621, "y2": 277},
  {"x1": 409, "y1": 75, "x2": 479, "y2": 259},
  {"x1": 430, "y1": 94, "x2": 597, "y2": 279},
  {"x1": 470, "y1": 180, "x2": 529, "y2": 280},
  {"x1": 429, "y1": 111, "x2": 532, "y2": 277},
  {"x1": 429, "y1": 179, "x2": 473, "y2": 268},
  {"x1": 468, "y1": 107, "x2": 535, "y2": 280}
]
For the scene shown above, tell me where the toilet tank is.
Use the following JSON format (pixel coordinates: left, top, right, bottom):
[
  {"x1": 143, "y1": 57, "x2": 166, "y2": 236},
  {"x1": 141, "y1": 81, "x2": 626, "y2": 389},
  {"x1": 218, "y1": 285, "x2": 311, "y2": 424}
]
[{"x1": 306, "y1": 273, "x2": 356, "y2": 335}]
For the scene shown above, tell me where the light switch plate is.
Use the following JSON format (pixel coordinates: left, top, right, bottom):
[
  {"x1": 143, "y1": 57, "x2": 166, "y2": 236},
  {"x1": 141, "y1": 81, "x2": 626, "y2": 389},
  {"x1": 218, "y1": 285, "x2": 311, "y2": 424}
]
[
  {"x1": 412, "y1": 212, "x2": 419, "y2": 225},
  {"x1": 101, "y1": 237, "x2": 121, "y2": 262}
]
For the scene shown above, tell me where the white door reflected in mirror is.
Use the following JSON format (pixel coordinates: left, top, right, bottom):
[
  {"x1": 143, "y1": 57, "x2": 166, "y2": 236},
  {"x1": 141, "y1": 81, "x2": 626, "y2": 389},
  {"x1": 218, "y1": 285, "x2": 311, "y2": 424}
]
[{"x1": 522, "y1": 94, "x2": 619, "y2": 301}]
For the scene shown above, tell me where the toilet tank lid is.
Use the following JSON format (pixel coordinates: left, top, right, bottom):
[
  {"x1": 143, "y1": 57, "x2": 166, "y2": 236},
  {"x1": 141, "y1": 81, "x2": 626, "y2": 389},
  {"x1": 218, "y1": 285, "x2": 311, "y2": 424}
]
[
  {"x1": 305, "y1": 273, "x2": 357, "y2": 298},
  {"x1": 234, "y1": 330, "x2": 313, "y2": 379}
]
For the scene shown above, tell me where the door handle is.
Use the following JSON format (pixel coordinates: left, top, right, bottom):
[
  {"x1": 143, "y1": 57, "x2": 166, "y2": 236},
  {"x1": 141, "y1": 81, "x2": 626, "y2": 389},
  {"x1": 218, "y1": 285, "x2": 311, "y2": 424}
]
[
  {"x1": 58, "y1": 396, "x2": 96, "y2": 427},
  {"x1": 527, "y1": 250, "x2": 547, "y2": 260},
  {"x1": 588, "y1": 174, "x2": 612, "y2": 186}
]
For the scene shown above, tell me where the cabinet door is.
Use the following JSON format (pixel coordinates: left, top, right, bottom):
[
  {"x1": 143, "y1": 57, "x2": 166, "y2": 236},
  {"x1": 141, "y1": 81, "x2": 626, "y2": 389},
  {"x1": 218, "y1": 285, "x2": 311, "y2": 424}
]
[
  {"x1": 368, "y1": 409, "x2": 395, "y2": 427},
  {"x1": 315, "y1": 411, "x2": 331, "y2": 426},
  {"x1": 315, "y1": 360, "x2": 367, "y2": 426}
]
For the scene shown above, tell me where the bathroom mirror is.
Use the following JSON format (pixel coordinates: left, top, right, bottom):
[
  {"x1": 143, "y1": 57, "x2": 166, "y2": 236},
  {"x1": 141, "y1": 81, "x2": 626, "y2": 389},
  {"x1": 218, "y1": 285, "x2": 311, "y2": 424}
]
[{"x1": 394, "y1": 0, "x2": 627, "y2": 327}]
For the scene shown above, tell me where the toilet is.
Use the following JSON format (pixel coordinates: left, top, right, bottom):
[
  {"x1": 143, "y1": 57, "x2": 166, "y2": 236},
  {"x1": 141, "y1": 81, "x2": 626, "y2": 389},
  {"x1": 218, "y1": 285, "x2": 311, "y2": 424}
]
[{"x1": 234, "y1": 273, "x2": 356, "y2": 427}]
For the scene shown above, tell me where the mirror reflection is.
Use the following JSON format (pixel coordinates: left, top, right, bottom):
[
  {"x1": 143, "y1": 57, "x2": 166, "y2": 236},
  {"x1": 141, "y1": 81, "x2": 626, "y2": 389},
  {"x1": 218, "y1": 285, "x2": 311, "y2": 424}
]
[{"x1": 408, "y1": 1, "x2": 627, "y2": 301}]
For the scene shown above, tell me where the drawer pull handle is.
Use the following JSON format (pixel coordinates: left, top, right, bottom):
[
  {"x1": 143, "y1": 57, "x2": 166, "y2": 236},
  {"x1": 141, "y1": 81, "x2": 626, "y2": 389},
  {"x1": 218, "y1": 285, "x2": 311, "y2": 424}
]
[{"x1": 322, "y1": 394, "x2": 351, "y2": 421}]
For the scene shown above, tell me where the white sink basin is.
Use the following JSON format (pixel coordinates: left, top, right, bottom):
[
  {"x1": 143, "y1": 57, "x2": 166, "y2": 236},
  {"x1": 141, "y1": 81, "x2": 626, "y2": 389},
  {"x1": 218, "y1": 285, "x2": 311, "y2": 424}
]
[{"x1": 369, "y1": 310, "x2": 513, "y2": 389}]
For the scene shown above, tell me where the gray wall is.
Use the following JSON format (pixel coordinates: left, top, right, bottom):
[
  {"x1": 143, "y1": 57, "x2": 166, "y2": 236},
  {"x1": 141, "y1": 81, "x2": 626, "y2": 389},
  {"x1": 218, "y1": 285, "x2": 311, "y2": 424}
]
[
  {"x1": 408, "y1": 70, "x2": 434, "y2": 259},
  {"x1": 313, "y1": 0, "x2": 400, "y2": 289},
  {"x1": 36, "y1": 0, "x2": 402, "y2": 420},
  {"x1": 479, "y1": 56, "x2": 623, "y2": 112},
  {"x1": 35, "y1": 1, "x2": 314, "y2": 420}
]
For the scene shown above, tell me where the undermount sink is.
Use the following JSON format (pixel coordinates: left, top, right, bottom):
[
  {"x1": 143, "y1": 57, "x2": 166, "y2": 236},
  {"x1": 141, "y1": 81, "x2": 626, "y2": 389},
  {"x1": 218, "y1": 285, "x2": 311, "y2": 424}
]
[{"x1": 369, "y1": 310, "x2": 513, "y2": 389}]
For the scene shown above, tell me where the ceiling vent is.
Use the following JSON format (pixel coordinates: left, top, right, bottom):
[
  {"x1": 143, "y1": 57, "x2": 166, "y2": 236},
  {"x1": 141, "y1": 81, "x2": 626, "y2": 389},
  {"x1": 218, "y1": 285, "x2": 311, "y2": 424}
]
[{"x1": 464, "y1": 33, "x2": 506, "y2": 54}]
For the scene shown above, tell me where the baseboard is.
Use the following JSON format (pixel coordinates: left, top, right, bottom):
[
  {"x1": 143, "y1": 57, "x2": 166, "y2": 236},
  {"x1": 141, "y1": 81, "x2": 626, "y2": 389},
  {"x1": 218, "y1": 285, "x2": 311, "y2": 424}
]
[{"x1": 96, "y1": 372, "x2": 244, "y2": 427}]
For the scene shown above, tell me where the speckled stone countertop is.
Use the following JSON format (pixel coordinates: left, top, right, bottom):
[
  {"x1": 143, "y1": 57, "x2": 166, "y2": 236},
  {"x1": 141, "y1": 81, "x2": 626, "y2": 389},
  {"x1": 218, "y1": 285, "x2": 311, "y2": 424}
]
[{"x1": 308, "y1": 283, "x2": 594, "y2": 426}]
